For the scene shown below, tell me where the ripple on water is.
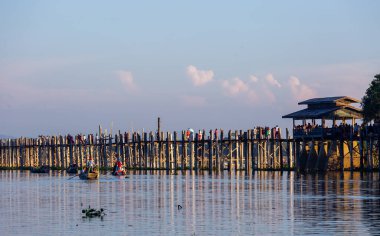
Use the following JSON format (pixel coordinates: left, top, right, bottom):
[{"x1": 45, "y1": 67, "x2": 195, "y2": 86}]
[{"x1": 0, "y1": 170, "x2": 379, "y2": 235}]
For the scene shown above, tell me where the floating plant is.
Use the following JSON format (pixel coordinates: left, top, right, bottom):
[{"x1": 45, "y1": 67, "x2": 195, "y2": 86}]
[{"x1": 82, "y1": 205, "x2": 106, "y2": 218}]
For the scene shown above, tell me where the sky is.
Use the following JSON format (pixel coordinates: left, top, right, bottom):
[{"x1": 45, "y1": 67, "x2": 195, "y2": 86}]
[{"x1": 0, "y1": 0, "x2": 379, "y2": 137}]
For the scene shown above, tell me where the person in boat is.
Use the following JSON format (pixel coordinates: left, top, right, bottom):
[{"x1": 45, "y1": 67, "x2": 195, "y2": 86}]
[
  {"x1": 86, "y1": 156, "x2": 95, "y2": 173},
  {"x1": 70, "y1": 163, "x2": 77, "y2": 169},
  {"x1": 113, "y1": 154, "x2": 124, "y2": 174},
  {"x1": 67, "y1": 163, "x2": 78, "y2": 173}
]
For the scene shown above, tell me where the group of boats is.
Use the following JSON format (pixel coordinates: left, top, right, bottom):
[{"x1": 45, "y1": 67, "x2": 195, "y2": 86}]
[{"x1": 29, "y1": 163, "x2": 127, "y2": 180}]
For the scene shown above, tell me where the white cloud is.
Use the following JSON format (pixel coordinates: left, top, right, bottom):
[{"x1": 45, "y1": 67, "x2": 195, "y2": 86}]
[
  {"x1": 292, "y1": 60, "x2": 379, "y2": 99},
  {"x1": 186, "y1": 65, "x2": 214, "y2": 86},
  {"x1": 181, "y1": 95, "x2": 207, "y2": 107},
  {"x1": 117, "y1": 70, "x2": 138, "y2": 92},
  {"x1": 263, "y1": 88, "x2": 276, "y2": 103},
  {"x1": 250, "y1": 75, "x2": 259, "y2": 83},
  {"x1": 0, "y1": 60, "x2": 133, "y2": 109},
  {"x1": 265, "y1": 74, "x2": 281, "y2": 88},
  {"x1": 221, "y1": 75, "x2": 279, "y2": 104},
  {"x1": 222, "y1": 77, "x2": 249, "y2": 96},
  {"x1": 247, "y1": 90, "x2": 260, "y2": 103},
  {"x1": 288, "y1": 76, "x2": 316, "y2": 101}
]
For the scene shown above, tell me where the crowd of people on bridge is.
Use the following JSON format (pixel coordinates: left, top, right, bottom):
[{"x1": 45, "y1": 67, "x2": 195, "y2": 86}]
[
  {"x1": 294, "y1": 122, "x2": 379, "y2": 138},
  {"x1": 6, "y1": 122, "x2": 378, "y2": 150}
]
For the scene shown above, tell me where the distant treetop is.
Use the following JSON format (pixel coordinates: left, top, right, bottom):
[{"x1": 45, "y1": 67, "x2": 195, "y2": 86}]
[{"x1": 361, "y1": 74, "x2": 380, "y2": 124}]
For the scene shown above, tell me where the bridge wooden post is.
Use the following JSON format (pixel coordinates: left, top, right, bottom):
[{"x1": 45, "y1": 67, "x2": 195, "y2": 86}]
[
  {"x1": 251, "y1": 129, "x2": 256, "y2": 174},
  {"x1": 279, "y1": 138, "x2": 284, "y2": 171},
  {"x1": 189, "y1": 134, "x2": 194, "y2": 171},
  {"x1": 295, "y1": 140, "x2": 300, "y2": 172},
  {"x1": 136, "y1": 133, "x2": 141, "y2": 170},
  {"x1": 368, "y1": 137, "x2": 373, "y2": 171},
  {"x1": 53, "y1": 137, "x2": 58, "y2": 168},
  {"x1": 286, "y1": 129, "x2": 291, "y2": 169},
  {"x1": 219, "y1": 129, "x2": 225, "y2": 172},
  {"x1": 59, "y1": 136, "x2": 63, "y2": 169},
  {"x1": 359, "y1": 135, "x2": 364, "y2": 171},
  {"x1": 208, "y1": 130, "x2": 213, "y2": 174},
  {"x1": 76, "y1": 137, "x2": 80, "y2": 166},
  {"x1": 149, "y1": 132, "x2": 154, "y2": 169},
  {"x1": 228, "y1": 130, "x2": 232, "y2": 172},
  {"x1": 244, "y1": 130, "x2": 249, "y2": 173},
  {"x1": 200, "y1": 131, "x2": 205, "y2": 170},
  {"x1": 181, "y1": 131, "x2": 186, "y2": 171},
  {"x1": 47, "y1": 137, "x2": 51, "y2": 168},
  {"x1": 349, "y1": 131, "x2": 354, "y2": 171},
  {"x1": 173, "y1": 131, "x2": 178, "y2": 172},
  {"x1": 37, "y1": 138, "x2": 42, "y2": 167},
  {"x1": 215, "y1": 129, "x2": 220, "y2": 173},
  {"x1": 166, "y1": 132, "x2": 170, "y2": 174},
  {"x1": 0, "y1": 141, "x2": 3, "y2": 167},
  {"x1": 378, "y1": 135, "x2": 380, "y2": 172},
  {"x1": 235, "y1": 130, "x2": 239, "y2": 171},
  {"x1": 157, "y1": 132, "x2": 160, "y2": 169},
  {"x1": 2, "y1": 141, "x2": 5, "y2": 167},
  {"x1": 142, "y1": 132, "x2": 146, "y2": 170},
  {"x1": 10, "y1": 139, "x2": 14, "y2": 168},
  {"x1": 69, "y1": 137, "x2": 73, "y2": 167},
  {"x1": 131, "y1": 133, "x2": 136, "y2": 169},
  {"x1": 125, "y1": 132, "x2": 130, "y2": 169},
  {"x1": 194, "y1": 133, "x2": 198, "y2": 172},
  {"x1": 108, "y1": 134, "x2": 113, "y2": 169},
  {"x1": 18, "y1": 139, "x2": 22, "y2": 168},
  {"x1": 119, "y1": 133, "x2": 125, "y2": 168}
]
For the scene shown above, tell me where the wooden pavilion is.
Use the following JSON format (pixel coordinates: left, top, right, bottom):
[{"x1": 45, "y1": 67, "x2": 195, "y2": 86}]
[{"x1": 282, "y1": 96, "x2": 363, "y2": 138}]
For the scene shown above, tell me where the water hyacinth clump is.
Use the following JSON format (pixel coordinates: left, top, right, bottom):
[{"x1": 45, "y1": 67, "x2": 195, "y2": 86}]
[{"x1": 82, "y1": 205, "x2": 106, "y2": 218}]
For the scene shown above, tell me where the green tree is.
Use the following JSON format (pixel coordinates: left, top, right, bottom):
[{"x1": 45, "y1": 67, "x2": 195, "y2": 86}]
[{"x1": 361, "y1": 74, "x2": 380, "y2": 124}]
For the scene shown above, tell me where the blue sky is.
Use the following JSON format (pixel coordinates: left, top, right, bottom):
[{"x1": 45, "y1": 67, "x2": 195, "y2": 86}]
[{"x1": 1, "y1": 0, "x2": 379, "y2": 137}]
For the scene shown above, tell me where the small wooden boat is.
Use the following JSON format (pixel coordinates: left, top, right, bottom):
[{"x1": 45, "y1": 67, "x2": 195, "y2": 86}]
[
  {"x1": 30, "y1": 166, "x2": 50, "y2": 173},
  {"x1": 66, "y1": 164, "x2": 78, "y2": 174},
  {"x1": 79, "y1": 170, "x2": 99, "y2": 180},
  {"x1": 112, "y1": 170, "x2": 126, "y2": 176}
]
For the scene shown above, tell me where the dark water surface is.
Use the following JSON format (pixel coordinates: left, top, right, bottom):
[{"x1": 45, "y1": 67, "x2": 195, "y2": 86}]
[{"x1": 0, "y1": 170, "x2": 379, "y2": 235}]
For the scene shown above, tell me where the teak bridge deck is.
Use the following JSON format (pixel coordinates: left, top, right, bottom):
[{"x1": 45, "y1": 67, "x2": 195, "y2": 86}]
[{"x1": 0, "y1": 129, "x2": 379, "y2": 173}]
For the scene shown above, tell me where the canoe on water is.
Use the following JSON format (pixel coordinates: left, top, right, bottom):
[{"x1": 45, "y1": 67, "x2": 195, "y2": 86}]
[
  {"x1": 66, "y1": 164, "x2": 78, "y2": 174},
  {"x1": 30, "y1": 166, "x2": 50, "y2": 173},
  {"x1": 79, "y1": 171, "x2": 99, "y2": 180},
  {"x1": 112, "y1": 170, "x2": 126, "y2": 176}
]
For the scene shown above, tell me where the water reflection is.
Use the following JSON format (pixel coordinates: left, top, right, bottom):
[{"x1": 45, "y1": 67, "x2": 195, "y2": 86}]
[{"x1": 0, "y1": 170, "x2": 379, "y2": 235}]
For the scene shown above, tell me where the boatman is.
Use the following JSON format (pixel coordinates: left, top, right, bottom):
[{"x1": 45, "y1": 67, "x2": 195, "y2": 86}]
[
  {"x1": 86, "y1": 156, "x2": 95, "y2": 173},
  {"x1": 113, "y1": 154, "x2": 123, "y2": 173}
]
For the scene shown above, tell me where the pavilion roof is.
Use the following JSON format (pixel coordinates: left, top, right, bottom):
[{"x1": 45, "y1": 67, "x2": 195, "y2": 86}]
[
  {"x1": 282, "y1": 96, "x2": 362, "y2": 120},
  {"x1": 298, "y1": 96, "x2": 361, "y2": 105}
]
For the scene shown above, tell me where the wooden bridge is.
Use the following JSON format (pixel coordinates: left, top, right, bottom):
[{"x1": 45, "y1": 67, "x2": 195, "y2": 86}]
[{"x1": 0, "y1": 127, "x2": 378, "y2": 173}]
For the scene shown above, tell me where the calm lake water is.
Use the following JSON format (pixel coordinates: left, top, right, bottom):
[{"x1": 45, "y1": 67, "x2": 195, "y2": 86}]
[{"x1": 0, "y1": 170, "x2": 379, "y2": 236}]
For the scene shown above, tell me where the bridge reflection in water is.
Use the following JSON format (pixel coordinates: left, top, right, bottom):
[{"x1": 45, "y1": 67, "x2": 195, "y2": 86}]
[{"x1": 0, "y1": 170, "x2": 379, "y2": 235}]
